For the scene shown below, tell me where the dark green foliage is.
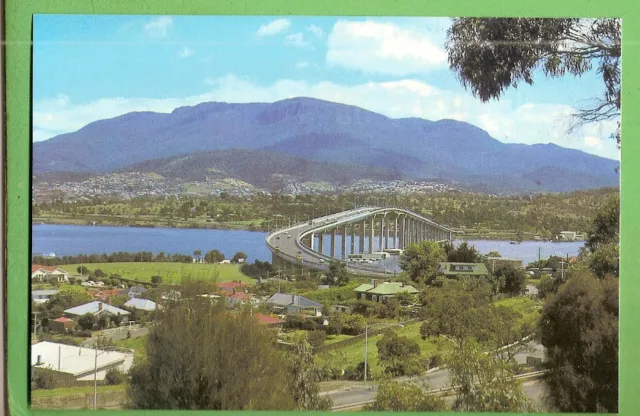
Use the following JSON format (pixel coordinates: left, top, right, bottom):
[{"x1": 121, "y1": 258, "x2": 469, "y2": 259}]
[
  {"x1": 343, "y1": 361, "x2": 371, "y2": 382},
  {"x1": 447, "y1": 18, "x2": 620, "y2": 129},
  {"x1": 537, "y1": 274, "x2": 562, "y2": 299},
  {"x1": 327, "y1": 313, "x2": 365, "y2": 336},
  {"x1": 204, "y1": 249, "x2": 225, "y2": 264},
  {"x1": 78, "y1": 313, "x2": 96, "y2": 331},
  {"x1": 32, "y1": 368, "x2": 55, "y2": 390},
  {"x1": 77, "y1": 265, "x2": 89, "y2": 275},
  {"x1": 399, "y1": 241, "x2": 446, "y2": 285},
  {"x1": 150, "y1": 275, "x2": 163, "y2": 284},
  {"x1": 495, "y1": 264, "x2": 527, "y2": 295},
  {"x1": 539, "y1": 273, "x2": 618, "y2": 412},
  {"x1": 105, "y1": 368, "x2": 126, "y2": 385},
  {"x1": 443, "y1": 241, "x2": 482, "y2": 263},
  {"x1": 97, "y1": 314, "x2": 110, "y2": 329},
  {"x1": 93, "y1": 269, "x2": 106, "y2": 278},
  {"x1": 240, "y1": 260, "x2": 273, "y2": 279},
  {"x1": 325, "y1": 260, "x2": 349, "y2": 286},
  {"x1": 367, "y1": 380, "x2": 446, "y2": 411},
  {"x1": 231, "y1": 252, "x2": 247, "y2": 264},
  {"x1": 286, "y1": 338, "x2": 332, "y2": 410},
  {"x1": 376, "y1": 331, "x2": 422, "y2": 376}
]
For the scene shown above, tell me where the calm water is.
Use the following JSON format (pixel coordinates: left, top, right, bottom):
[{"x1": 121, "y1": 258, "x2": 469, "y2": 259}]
[{"x1": 32, "y1": 224, "x2": 584, "y2": 266}]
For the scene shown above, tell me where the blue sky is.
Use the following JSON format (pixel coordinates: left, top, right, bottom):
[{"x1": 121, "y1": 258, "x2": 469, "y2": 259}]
[{"x1": 33, "y1": 15, "x2": 620, "y2": 160}]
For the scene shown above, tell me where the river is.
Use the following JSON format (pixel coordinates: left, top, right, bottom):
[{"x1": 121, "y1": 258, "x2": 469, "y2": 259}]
[{"x1": 32, "y1": 224, "x2": 584, "y2": 265}]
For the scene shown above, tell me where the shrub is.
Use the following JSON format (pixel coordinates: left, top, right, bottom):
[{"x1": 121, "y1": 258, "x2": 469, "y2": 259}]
[
  {"x1": 151, "y1": 276, "x2": 163, "y2": 284},
  {"x1": 307, "y1": 330, "x2": 327, "y2": 349},
  {"x1": 344, "y1": 361, "x2": 371, "y2": 381},
  {"x1": 32, "y1": 369, "x2": 55, "y2": 389},
  {"x1": 104, "y1": 368, "x2": 126, "y2": 385}
]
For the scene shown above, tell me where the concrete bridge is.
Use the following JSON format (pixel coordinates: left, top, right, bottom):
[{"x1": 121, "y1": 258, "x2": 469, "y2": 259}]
[{"x1": 265, "y1": 206, "x2": 455, "y2": 277}]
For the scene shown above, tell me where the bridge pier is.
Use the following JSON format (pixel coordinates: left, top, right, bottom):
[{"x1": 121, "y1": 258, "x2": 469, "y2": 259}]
[
  {"x1": 351, "y1": 226, "x2": 357, "y2": 255},
  {"x1": 342, "y1": 226, "x2": 347, "y2": 259},
  {"x1": 310, "y1": 232, "x2": 316, "y2": 251},
  {"x1": 369, "y1": 217, "x2": 375, "y2": 253},
  {"x1": 331, "y1": 229, "x2": 336, "y2": 258},
  {"x1": 359, "y1": 220, "x2": 365, "y2": 253},
  {"x1": 318, "y1": 232, "x2": 324, "y2": 255}
]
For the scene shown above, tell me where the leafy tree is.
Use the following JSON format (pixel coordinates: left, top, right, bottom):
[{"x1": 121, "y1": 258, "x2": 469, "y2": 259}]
[
  {"x1": 204, "y1": 249, "x2": 225, "y2": 264},
  {"x1": 93, "y1": 269, "x2": 106, "y2": 278},
  {"x1": 306, "y1": 330, "x2": 327, "y2": 349},
  {"x1": 231, "y1": 251, "x2": 248, "y2": 264},
  {"x1": 77, "y1": 266, "x2": 89, "y2": 275},
  {"x1": 420, "y1": 279, "x2": 493, "y2": 349},
  {"x1": 494, "y1": 264, "x2": 527, "y2": 295},
  {"x1": 537, "y1": 274, "x2": 562, "y2": 299},
  {"x1": 78, "y1": 313, "x2": 96, "y2": 331},
  {"x1": 588, "y1": 242, "x2": 619, "y2": 279},
  {"x1": 286, "y1": 337, "x2": 332, "y2": 410},
  {"x1": 150, "y1": 275, "x2": 163, "y2": 284},
  {"x1": 446, "y1": 18, "x2": 621, "y2": 137},
  {"x1": 105, "y1": 368, "x2": 126, "y2": 385},
  {"x1": 399, "y1": 241, "x2": 446, "y2": 285},
  {"x1": 325, "y1": 260, "x2": 349, "y2": 286},
  {"x1": 193, "y1": 250, "x2": 202, "y2": 260},
  {"x1": 367, "y1": 380, "x2": 446, "y2": 411},
  {"x1": 376, "y1": 331, "x2": 422, "y2": 376},
  {"x1": 487, "y1": 250, "x2": 502, "y2": 258},
  {"x1": 585, "y1": 194, "x2": 620, "y2": 252},
  {"x1": 47, "y1": 286, "x2": 93, "y2": 311},
  {"x1": 327, "y1": 313, "x2": 365, "y2": 336},
  {"x1": 127, "y1": 281, "x2": 296, "y2": 410},
  {"x1": 444, "y1": 241, "x2": 482, "y2": 263},
  {"x1": 446, "y1": 342, "x2": 533, "y2": 412},
  {"x1": 538, "y1": 272, "x2": 618, "y2": 412}
]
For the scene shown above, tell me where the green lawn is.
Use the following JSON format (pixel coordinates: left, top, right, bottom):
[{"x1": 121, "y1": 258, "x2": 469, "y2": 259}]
[
  {"x1": 32, "y1": 384, "x2": 126, "y2": 399},
  {"x1": 315, "y1": 323, "x2": 444, "y2": 376},
  {"x1": 113, "y1": 335, "x2": 148, "y2": 364},
  {"x1": 58, "y1": 262, "x2": 255, "y2": 284}
]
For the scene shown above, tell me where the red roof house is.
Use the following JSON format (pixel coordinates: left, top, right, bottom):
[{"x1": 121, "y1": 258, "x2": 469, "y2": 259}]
[{"x1": 255, "y1": 314, "x2": 285, "y2": 327}]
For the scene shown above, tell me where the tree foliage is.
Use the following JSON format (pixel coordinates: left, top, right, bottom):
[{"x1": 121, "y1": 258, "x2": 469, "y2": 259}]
[
  {"x1": 231, "y1": 251, "x2": 247, "y2": 264},
  {"x1": 325, "y1": 260, "x2": 349, "y2": 286},
  {"x1": 127, "y1": 281, "x2": 297, "y2": 410},
  {"x1": 367, "y1": 380, "x2": 446, "y2": 411},
  {"x1": 538, "y1": 272, "x2": 618, "y2": 412},
  {"x1": 286, "y1": 337, "x2": 332, "y2": 410},
  {"x1": 446, "y1": 342, "x2": 533, "y2": 412},
  {"x1": 204, "y1": 249, "x2": 225, "y2": 264},
  {"x1": 443, "y1": 241, "x2": 482, "y2": 263},
  {"x1": 376, "y1": 331, "x2": 422, "y2": 376},
  {"x1": 446, "y1": 18, "x2": 621, "y2": 136},
  {"x1": 495, "y1": 264, "x2": 527, "y2": 295},
  {"x1": 399, "y1": 241, "x2": 446, "y2": 285}
]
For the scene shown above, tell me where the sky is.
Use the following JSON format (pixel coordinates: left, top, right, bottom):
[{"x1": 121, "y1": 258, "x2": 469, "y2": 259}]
[{"x1": 33, "y1": 15, "x2": 620, "y2": 160}]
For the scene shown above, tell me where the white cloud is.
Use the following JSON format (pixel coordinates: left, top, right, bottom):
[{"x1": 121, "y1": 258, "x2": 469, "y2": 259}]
[
  {"x1": 326, "y1": 20, "x2": 448, "y2": 75},
  {"x1": 295, "y1": 61, "x2": 310, "y2": 69},
  {"x1": 284, "y1": 32, "x2": 308, "y2": 47},
  {"x1": 144, "y1": 16, "x2": 172, "y2": 38},
  {"x1": 256, "y1": 19, "x2": 290, "y2": 37},
  {"x1": 33, "y1": 76, "x2": 620, "y2": 160},
  {"x1": 177, "y1": 47, "x2": 194, "y2": 59},
  {"x1": 306, "y1": 24, "x2": 324, "y2": 38}
]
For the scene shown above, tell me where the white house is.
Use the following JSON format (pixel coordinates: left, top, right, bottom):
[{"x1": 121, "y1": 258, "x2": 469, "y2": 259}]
[
  {"x1": 559, "y1": 231, "x2": 578, "y2": 240},
  {"x1": 31, "y1": 265, "x2": 69, "y2": 282}
]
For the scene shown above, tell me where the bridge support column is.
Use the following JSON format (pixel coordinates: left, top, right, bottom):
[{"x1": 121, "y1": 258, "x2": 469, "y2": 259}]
[
  {"x1": 359, "y1": 220, "x2": 366, "y2": 253},
  {"x1": 386, "y1": 216, "x2": 391, "y2": 250},
  {"x1": 318, "y1": 232, "x2": 324, "y2": 255},
  {"x1": 331, "y1": 229, "x2": 336, "y2": 258},
  {"x1": 393, "y1": 214, "x2": 398, "y2": 249},
  {"x1": 369, "y1": 217, "x2": 375, "y2": 253},
  {"x1": 310, "y1": 233, "x2": 316, "y2": 251},
  {"x1": 342, "y1": 226, "x2": 347, "y2": 259},
  {"x1": 397, "y1": 215, "x2": 404, "y2": 249},
  {"x1": 379, "y1": 215, "x2": 385, "y2": 252},
  {"x1": 351, "y1": 226, "x2": 357, "y2": 255}
]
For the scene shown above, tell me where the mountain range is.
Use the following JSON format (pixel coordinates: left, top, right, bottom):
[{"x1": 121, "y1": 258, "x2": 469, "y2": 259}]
[{"x1": 33, "y1": 97, "x2": 619, "y2": 194}]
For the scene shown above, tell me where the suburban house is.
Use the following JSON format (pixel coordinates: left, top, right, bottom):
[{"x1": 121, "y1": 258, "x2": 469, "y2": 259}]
[
  {"x1": 49, "y1": 317, "x2": 78, "y2": 332},
  {"x1": 354, "y1": 280, "x2": 419, "y2": 303},
  {"x1": 437, "y1": 262, "x2": 490, "y2": 277},
  {"x1": 31, "y1": 289, "x2": 59, "y2": 304},
  {"x1": 31, "y1": 265, "x2": 69, "y2": 282},
  {"x1": 31, "y1": 341, "x2": 133, "y2": 381},
  {"x1": 91, "y1": 289, "x2": 123, "y2": 302},
  {"x1": 485, "y1": 257, "x2": 524, "y2": 272},
  {"x1": 266, "y1": 293, "x2": 323, "y2": 316},
  {"x1": 559, "y1": 231, "x2": 578, "y2": 240},
  {"x1": 63, "y1": 301, "x2": 130, "y2": 322},
  {"x1": 254, "y1": 313, "x2": 285, "y2": 327},
  {"x1": 119, "y1": 285, "x2": 148, "y2": 299},
  {"x1": 123, "y1": 298, "x2": 158, "y2": 312}
]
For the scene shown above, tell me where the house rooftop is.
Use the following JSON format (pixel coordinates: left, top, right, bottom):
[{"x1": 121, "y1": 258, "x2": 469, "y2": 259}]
[
  {"x1": 64, "y1": 301, "x2": 130, "y2": 316},
  {"x1": 438, "y1": 262, "x2": 489, "y2": 276},
  {"x1": 31, "y1": 341, "x2": 130, "y2": 378},
  {"x1": 32, "y1": 290, "x2": 60, "y2": 297},
  {"x1": 124, "y1": 298, "x2": 157, "y2": 311},
  {"x1": 354, "y1": 281, "x2": 419, "y2": 295},
  {"x1": 255, "y1": 313, "x2": 285, "y2": 325},
  {"x1": 267, "y1": 293, "x2": 322, "y2": 309}
]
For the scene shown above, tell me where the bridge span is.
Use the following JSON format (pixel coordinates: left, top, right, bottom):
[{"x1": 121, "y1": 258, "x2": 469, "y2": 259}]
[{"x1": 265, "y1": 207, "x2": 454, "y2": 277}]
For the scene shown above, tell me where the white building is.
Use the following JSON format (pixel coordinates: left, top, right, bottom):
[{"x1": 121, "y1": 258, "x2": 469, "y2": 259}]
[
  {"x1": 559, "y1": 231, "x2": 578, "y2": 240},
  {"x1": 31, "y1": 341, "x2": 134, "y2": 381}
]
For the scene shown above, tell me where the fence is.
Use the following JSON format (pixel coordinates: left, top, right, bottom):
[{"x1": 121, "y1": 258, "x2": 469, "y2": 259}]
[{"x1": 31, "y1": 390, "x2": 127, "y2": 410}]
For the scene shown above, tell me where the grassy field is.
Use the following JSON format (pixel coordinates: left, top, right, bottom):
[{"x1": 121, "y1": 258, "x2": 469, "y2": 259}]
[
  {"x1": 114, "y1": 335, "x2": 148, "y2": 364},
  {"x1": 31, "y1": 384, "x2": 126, "y2": 399},
  {"x1": 58, "y1": 262, "x2": 255, "y2": 284},
  {"x1": 315, "y1": 323, "x2": 444, "y2": 377}
]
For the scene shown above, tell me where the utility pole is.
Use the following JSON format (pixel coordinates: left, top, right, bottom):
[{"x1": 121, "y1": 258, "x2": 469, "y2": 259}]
[
  {"x1": 32, "y1": 311, "x2": 40, "y2": 340},
  {"x1": 364, "y1": 324, "x2": 368, "y2": 386},
  {"x1": 538, "y1": 247, "x2": 542, "y2": 272}
]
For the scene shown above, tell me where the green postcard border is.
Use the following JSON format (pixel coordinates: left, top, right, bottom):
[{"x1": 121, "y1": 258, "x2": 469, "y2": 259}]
[{"x1": 5, "y1": 0, "x2": 638, "y2": 415}]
